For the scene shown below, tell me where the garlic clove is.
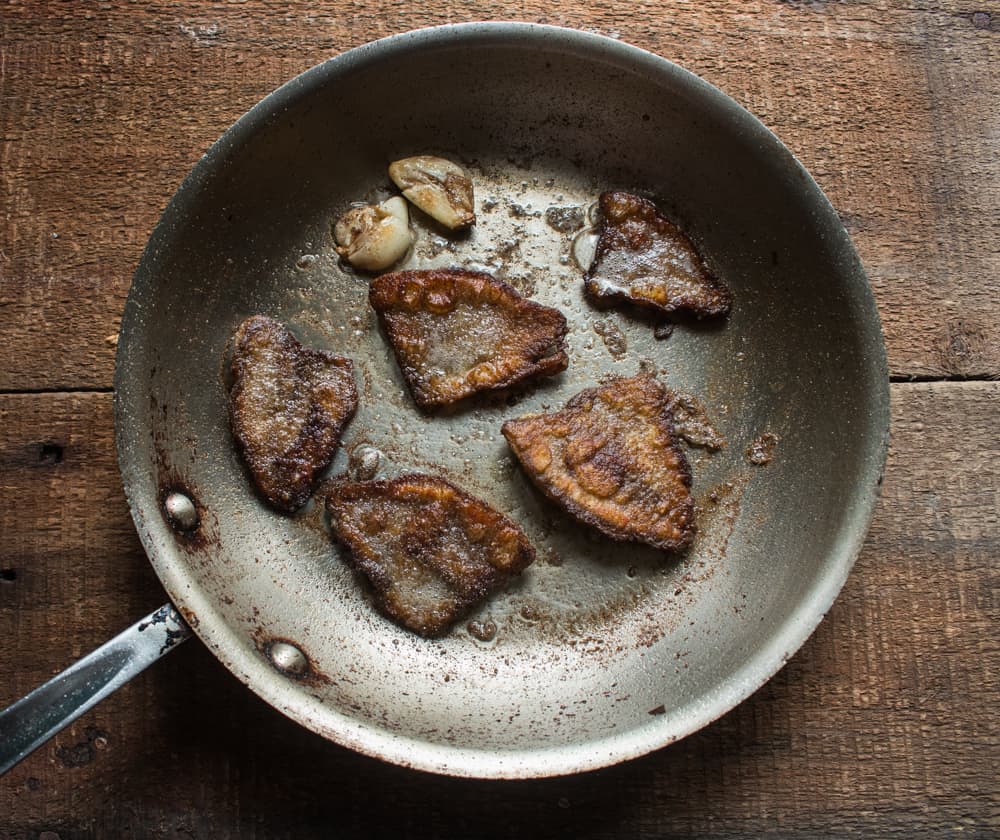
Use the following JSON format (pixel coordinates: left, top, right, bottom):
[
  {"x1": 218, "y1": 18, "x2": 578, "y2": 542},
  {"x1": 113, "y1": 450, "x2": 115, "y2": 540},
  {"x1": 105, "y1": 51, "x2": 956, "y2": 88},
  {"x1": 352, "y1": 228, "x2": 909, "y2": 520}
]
[
  {"x1": 388, "y1": 156, "x2": 475, "y2": 230},
  {"x1": 334, "y1": 196, "x2": 413, "y2": 271}
]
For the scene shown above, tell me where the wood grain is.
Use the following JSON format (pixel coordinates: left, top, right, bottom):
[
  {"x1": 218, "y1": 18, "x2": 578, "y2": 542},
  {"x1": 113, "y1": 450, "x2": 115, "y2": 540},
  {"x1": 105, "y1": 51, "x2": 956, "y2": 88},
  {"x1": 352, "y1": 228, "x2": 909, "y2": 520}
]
[
  {"x1": 1, "y1": 2, "x2": 998, "y2": 390},
  {"x1": 1, "y1": 382, "x2": 996, "y2": 837}
]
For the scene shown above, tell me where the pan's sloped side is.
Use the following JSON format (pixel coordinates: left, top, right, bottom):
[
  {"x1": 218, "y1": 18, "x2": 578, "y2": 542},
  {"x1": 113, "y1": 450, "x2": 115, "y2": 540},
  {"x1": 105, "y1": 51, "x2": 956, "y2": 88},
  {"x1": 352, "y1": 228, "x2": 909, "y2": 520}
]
[{"x1": 115, "y1": 23, "x2": 889, "y2": 779}]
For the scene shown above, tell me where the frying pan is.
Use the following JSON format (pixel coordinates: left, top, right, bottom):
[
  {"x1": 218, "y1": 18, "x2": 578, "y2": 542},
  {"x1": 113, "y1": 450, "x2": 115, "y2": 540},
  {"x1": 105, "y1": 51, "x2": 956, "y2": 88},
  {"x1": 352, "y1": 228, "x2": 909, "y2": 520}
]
[{"x1": 0, "y1": 23, "x2": 889, "y2": 779}]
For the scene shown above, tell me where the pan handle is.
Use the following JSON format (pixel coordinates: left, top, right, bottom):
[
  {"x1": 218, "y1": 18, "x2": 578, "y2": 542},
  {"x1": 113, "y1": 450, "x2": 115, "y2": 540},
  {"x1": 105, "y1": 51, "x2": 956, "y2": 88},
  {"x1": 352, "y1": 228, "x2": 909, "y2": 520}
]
[{"x1": 0, "y1": 603, "x2": 192, "y2": 775}]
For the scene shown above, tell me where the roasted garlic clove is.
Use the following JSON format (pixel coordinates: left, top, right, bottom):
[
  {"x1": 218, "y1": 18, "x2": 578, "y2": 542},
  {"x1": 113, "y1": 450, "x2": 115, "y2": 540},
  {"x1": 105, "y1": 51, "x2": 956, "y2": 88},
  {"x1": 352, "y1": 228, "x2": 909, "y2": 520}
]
[
  {"x1": 388, "y1": 156, "x2": 475, "y2": 230},
  {"x1": 334, "y1": 196, "x2": 413, "y2": 271}
]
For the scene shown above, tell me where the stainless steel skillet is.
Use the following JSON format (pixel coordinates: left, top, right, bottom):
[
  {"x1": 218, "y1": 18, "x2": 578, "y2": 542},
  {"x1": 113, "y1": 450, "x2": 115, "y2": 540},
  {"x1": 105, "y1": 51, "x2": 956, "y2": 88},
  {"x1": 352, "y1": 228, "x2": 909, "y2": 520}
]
[{"x1": 0, "y1": 22, "x2": 889, "y2": 779}]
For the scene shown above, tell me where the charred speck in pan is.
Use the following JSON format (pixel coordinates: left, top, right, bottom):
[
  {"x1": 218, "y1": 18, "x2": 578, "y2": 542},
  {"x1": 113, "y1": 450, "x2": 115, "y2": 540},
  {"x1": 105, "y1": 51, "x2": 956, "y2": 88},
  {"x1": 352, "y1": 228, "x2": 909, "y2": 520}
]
[
  {"x1": 653, "y1": 322, "x2": 674, "y2": 341},
  {"x1": 545, "y1": 205, "x2": 586, "y2": 232},
  {"x1": 467, "y1": 618, "x2": 498, "y2": 642},
  {"x1": 592, "y1": 318, "x2": 628, "y2": 360},
  {"x1": 746, "y1": 433, "x2": 779, "y2": 466}
]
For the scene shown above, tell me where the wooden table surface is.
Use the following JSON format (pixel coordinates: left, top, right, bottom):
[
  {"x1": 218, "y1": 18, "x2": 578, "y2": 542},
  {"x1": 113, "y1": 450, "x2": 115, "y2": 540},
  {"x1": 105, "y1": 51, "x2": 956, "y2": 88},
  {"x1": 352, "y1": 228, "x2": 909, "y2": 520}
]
[{"x1": 1, "y1": 2, "x2": 997, "y2": 837}]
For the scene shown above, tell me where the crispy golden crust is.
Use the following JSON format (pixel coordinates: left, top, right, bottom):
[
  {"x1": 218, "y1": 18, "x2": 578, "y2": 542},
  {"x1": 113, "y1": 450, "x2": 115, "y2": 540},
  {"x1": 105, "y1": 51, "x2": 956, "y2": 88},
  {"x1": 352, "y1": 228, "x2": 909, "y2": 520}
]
[
  {"x1": 326, "y1": 474, "x2": 535, "y2": 637},
  {"x1": 228, "y1": 315, "x2": 357, "y2": 514},
  {"x1": 501, "y1": 375, "x2": 695, "y2": 551},
  {"x1": 585, "y1": 191, "x2": 731, "y2": 318},
  {"x1": 369, "y1": 269, "x2": 568, "y2": 409}
]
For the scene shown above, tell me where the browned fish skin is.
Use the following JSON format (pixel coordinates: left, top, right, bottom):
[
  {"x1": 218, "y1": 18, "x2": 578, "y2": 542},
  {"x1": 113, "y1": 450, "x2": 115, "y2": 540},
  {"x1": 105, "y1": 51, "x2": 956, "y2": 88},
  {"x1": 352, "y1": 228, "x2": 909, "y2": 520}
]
[
  {"x1": 229, "y1": 315, "x2": 358, "y2": 514},
  {"x1": 502, "y1": 375, "x2": 695, "y2": 551},
  {"x1": 369, "y1": 269, "x2": 568, "y2": 409},
  {"x1": 326, "y1": 474, "x2": 535, "y2": 637},
  {"x1": 585, "y1": 191, "x2": 731, "y2": 318}
]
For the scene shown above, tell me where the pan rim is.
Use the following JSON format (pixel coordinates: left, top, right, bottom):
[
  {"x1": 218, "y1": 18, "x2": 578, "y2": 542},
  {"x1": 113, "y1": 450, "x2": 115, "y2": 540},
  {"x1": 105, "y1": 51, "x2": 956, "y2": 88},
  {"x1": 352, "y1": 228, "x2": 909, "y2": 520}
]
[{"x1": 115, "y1": 21, "x2": 891, "y2": 779}]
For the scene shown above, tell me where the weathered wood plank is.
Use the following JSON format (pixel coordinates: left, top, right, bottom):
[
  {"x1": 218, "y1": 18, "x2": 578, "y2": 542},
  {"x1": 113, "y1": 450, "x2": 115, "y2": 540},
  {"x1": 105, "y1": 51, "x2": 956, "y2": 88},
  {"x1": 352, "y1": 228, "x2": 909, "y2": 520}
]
[
  {"x1": 0, "y1": 382, "x2": 996, "y2": 836},
  {"x1": 0, "y1": 2, "x2": 997, "y2": 390}
]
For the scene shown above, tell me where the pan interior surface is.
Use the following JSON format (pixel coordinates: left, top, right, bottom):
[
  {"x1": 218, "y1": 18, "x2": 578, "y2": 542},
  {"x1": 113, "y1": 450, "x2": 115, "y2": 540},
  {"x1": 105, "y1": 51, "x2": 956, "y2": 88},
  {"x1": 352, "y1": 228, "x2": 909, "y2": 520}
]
[{"x1": 115, "y1": 24, "x2": 889, "y2": 778}]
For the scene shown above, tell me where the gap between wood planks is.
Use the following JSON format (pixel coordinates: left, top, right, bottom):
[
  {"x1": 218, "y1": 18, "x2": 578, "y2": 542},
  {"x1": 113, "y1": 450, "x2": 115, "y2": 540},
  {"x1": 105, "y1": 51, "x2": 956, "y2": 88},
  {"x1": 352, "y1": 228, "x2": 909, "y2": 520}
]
[
  {"x1": 889, "y1": 373, "x2": 1000, "y2": 383},
  {"x1": 0, "y1": 386, "x2": 113, "y2": 396},
  {"x1": 0, "y1": 376, "x2": 996, "y2": 397}
]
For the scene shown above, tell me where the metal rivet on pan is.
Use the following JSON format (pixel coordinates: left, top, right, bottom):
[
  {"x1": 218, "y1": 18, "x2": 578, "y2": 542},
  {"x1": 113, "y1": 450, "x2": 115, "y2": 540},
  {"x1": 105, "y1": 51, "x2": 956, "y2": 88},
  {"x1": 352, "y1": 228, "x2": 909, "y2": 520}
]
[
  {"x1": 163, "y1": 491, "x2": 199, "y2": 531},
  {"x1": 267, "y1": 641, "x2": 308, "y2": 676}
]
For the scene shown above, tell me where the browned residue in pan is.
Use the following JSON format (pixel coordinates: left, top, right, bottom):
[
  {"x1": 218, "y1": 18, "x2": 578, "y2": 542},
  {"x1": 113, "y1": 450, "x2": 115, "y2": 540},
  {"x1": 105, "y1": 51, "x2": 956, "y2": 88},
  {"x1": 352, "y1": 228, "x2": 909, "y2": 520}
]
[
  {"x1": 669, "y1": 391, "x2": 726, "y2": 451},
  {"x1": 592, "y1": 318, "x2": 628, "y2": 360},
  {"x1": 693, "y1": 474, "x2": 751, "y2": 564},
  {"x1": 176, "y1": 604, "x2": 201, "y2": 630},
  {"x1": 746, "y1": 432, "x2": 779, "y2": 466}
]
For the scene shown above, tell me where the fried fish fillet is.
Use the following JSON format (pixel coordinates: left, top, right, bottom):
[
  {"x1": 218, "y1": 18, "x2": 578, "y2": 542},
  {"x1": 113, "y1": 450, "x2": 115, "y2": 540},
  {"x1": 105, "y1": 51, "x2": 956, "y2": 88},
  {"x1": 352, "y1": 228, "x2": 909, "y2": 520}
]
[
  {"x1": 585, "y1": 191, "x2": 731, "y2": 318},
  {"x1": 501, "y1": 375, "x2": 695, "y2": 551},
  {"x1": 369, "y1": 269, "x2": 568, "y2": 409},
  {"x1": 326, "y1": 474, "x2": 535, "y2": 636},
  {"x1": 229, "y1": 315, "x2": 358, "y2": 514}
]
